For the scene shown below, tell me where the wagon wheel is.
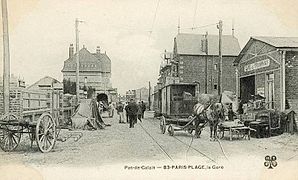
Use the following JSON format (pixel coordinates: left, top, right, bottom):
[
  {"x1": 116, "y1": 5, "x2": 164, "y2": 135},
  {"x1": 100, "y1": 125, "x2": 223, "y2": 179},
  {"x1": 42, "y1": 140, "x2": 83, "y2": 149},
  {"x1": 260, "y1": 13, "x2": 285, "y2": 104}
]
[
  {"x1": 168, "y1": 125, "x2": 174, "y2": 136},
  {"x1": 36, "y1": 113, "x2": 56, "y2": 153},
  {"x1": 160, "y1": 116, "x2": 166, "y2": 134},
  {"x1": 0, "y1": 124, "x2": 22, "y2": 152}
]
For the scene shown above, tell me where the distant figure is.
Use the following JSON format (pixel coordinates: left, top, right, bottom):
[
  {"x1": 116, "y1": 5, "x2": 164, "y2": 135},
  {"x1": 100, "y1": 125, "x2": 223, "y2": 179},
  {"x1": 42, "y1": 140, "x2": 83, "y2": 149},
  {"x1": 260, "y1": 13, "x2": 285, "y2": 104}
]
[
  {"x1": 116, "y1": 102, "x2": 125, "y2": 123},
  {"x1": 124, "y1": 102, "x2": 129, "y2": 123},
  {"x1": 137, "y1": 102, "x2": 143, "y2": 122},
  {"x1": 141, "y1": 101, "x2": 146, "y2": 119},
  {"x1": 237, "y1": 100, "x2": 244, "y2": 121},
  {"x1": 108, "y1": 102, "x2": 114, "y2": 117},
  {"x1": 227, "y1": 103, "x2": 235, "y2": 121},
  {"x1": 126, "y1": 99, "x2": 138, "y2": 128}
]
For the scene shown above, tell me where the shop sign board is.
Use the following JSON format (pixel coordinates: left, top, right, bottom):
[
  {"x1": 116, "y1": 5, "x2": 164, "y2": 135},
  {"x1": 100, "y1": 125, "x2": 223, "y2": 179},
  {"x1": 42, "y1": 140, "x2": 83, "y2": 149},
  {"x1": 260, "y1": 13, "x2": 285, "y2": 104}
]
[{"x1": 244, "y1": 59, "x2": 270, "y2": 72}]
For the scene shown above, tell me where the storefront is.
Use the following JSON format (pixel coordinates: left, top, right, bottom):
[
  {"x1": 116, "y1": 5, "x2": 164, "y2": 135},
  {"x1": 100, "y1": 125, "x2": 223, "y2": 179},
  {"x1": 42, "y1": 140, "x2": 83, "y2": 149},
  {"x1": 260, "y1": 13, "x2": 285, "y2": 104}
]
[{"x1": 234, "y1": 36, "x2": 298, "y2": 113}]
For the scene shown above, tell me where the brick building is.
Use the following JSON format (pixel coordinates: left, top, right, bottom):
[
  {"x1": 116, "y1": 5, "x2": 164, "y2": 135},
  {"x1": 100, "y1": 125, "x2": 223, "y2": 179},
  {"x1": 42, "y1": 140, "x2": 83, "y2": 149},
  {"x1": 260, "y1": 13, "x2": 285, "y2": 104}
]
[
  {"x1": 158, "y1": 33, "x2": 241, "y2": 95},
  {"x1": 234, "y1": 36, "x2": 298, "y2": 119},
  {"x1": 0, "y1": 75, "x2": 25, "y2": 116},
  {"x1": 61, "y1": 44, "x2": 117, "y2": 101}
]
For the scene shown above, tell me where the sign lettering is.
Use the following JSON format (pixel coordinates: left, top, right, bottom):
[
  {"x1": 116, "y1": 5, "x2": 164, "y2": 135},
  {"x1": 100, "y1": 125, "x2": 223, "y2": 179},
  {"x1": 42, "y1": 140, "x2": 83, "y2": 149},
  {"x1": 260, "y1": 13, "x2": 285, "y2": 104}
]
[{"x1": 244, "y1": 59, "x2": 270, "y2": 72}]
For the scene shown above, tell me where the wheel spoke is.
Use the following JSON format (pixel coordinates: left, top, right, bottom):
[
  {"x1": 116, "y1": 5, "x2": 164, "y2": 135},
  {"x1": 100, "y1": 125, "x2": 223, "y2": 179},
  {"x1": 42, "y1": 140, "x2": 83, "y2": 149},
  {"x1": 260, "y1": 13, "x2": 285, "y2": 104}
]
[
  {"x1": 47, "y1": 136, "x2": 52, "y2": 146},
  {"x1": 43, "y1": 136, "x2": 47, "y2": 150},
  {"x1": 11, "y1": 135, "x2": 18, "y2": 145},
  {"x1": 46, "y1": 122, "x2": 54, "y2": 131},
  {"x1": 39, "y1": 134, "x2": 45, "y2": 144}
]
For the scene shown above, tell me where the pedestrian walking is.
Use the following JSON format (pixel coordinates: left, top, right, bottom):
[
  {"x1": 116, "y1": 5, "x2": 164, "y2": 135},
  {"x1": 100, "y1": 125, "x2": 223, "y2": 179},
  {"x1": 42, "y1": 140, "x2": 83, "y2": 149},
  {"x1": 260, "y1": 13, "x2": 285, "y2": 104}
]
[
  {"x1": 116, "y1": 102, "x2": 125, "y2": 123},
  {"x1": 124, "y1": 102, "x2": 129, "y2": 123},
  {"x1": 141, "y1": 101, "x2": 146, "y2": 119},
  {"x1": 137, "y1": 101, "x2": 143, "y2": 122},
  {"x1": 126, "y1": 99, "x2": 138, "y2": 128}
]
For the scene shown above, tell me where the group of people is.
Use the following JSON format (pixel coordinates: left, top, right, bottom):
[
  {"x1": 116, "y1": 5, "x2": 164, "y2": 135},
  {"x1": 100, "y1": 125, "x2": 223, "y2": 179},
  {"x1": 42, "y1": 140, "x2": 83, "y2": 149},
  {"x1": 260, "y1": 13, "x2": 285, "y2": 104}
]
[{"x1": 115, "y1": 99, "x2": 146, "y2": 128}]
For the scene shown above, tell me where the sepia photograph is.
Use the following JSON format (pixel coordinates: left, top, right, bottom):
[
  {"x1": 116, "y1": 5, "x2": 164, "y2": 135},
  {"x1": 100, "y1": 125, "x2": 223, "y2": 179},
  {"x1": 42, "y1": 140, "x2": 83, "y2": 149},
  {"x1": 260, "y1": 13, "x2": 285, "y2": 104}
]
[{"x1": 0, "y1": 0, "x2": 297, "y2": 179}]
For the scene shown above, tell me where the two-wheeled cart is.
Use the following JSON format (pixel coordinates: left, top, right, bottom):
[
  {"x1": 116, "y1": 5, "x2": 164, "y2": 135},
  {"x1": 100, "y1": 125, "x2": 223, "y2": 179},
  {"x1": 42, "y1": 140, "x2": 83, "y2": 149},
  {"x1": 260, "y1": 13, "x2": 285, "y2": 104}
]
[{"x1": 0, "y1": 87, "x2": 77, "y2": 153}]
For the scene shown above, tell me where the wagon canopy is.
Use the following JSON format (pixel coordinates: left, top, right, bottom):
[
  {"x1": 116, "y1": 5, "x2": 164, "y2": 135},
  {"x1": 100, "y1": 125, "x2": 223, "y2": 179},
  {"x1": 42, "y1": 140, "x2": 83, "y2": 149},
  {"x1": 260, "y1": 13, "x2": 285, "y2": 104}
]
[
  {"x1": 197, "y1": 94, "x2": 219, "y2": 105},
  {"x1": 71, "y1": 99, "x2": 105, "y2": 129}
]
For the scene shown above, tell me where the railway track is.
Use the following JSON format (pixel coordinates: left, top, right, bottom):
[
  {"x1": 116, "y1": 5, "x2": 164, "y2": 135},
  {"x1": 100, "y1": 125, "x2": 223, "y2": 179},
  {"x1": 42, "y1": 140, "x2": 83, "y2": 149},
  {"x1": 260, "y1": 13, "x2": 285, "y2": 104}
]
[{"x1": 138, "y1": 119, "x2": 218, "y2": 163}]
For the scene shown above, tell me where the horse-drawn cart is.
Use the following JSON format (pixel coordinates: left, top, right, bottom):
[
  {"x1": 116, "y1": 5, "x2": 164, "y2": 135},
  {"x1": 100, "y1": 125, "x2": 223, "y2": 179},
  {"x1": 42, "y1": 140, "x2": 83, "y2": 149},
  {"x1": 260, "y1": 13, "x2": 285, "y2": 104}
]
[
  {"x1": 0, "y1": 87, "x2": 76, "y2": 153},
  {"x1": 158, "y1": 83, "x2": 206, "y2": 137}
]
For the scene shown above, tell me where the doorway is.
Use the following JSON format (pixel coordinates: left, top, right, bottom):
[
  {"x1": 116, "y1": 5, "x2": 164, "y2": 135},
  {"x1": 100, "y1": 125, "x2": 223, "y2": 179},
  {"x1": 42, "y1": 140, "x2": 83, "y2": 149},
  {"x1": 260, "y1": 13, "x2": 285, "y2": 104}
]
[{"x1": 240, "y1": 75, "x2": 255, "y2": 103}]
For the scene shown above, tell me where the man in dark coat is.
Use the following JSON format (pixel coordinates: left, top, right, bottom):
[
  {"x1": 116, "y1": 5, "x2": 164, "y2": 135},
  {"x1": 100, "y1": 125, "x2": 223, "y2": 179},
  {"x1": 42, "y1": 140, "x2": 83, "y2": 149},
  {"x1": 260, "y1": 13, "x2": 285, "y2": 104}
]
[{"x1": 126, "y1": 99, "x2": 138, "y2": 128}]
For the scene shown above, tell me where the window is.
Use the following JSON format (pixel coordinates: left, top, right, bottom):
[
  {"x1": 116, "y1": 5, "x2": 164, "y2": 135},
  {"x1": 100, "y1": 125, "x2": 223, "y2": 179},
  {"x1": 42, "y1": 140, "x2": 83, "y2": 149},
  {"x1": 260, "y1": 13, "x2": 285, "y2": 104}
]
[
  {"x1": 214, "y1": 84, "x2": 218, "y2": 90},
  {"x1": 214, "y1": 64, "x2": 217, "y2": 70}
]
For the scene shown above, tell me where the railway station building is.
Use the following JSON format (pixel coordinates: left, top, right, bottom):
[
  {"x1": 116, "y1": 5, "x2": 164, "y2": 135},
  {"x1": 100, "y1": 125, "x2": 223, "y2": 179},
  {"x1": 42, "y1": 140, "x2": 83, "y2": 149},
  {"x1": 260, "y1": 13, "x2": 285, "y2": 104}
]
[
  {"x1": 61, "y1": 44, "x2": 117, "y2": 101},
  {"x1": 234, "y1": 36, "x2": 298, "y2": 119}
]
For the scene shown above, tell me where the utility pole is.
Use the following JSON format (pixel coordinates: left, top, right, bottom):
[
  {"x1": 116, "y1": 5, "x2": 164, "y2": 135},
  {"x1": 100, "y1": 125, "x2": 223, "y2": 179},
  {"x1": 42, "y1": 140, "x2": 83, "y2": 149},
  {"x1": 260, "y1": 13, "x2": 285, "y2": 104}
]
[
  {"x1": 204, "y1": 31, "x2": 208, "y2": 94},
  {"x1": 2, "y1": 0, "x2": 10, "y2": 114},
  {"x1": 178, "y1": 16, "x2": 181, "y2": 34},
  {"x1": 217, "y1": 20, "x2": 223, "y2": 96},
  {"x1": 75, "y1": 18, "x2": 83, "y2": 103},
  {"x1": 148, "y1": 81, "x2": 151, "y2": 110}
]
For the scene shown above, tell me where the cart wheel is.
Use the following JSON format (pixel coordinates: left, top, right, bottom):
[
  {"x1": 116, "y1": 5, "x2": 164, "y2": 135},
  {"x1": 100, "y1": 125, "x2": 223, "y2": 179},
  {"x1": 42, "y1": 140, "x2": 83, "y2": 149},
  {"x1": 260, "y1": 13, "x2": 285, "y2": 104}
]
[
  {"x1": 36, "y1": 113, "x2": 56, "y2": 153},
  {"x1": 168, "y1": 125, "x2": 174, "y2": 136},
  {"x1": 160, "y1": 116, "x2": 166, "y2": 134},
  {"x1": 0, "y1": 124, "x2": 22, "y2": 152}
]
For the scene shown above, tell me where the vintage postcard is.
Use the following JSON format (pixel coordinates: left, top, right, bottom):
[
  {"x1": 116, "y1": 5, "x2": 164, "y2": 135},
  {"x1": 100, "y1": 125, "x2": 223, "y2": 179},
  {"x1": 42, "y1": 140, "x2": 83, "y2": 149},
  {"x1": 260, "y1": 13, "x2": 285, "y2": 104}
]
[{"x1": 0, "y1": 0, "x2": 297, "y2": 179}]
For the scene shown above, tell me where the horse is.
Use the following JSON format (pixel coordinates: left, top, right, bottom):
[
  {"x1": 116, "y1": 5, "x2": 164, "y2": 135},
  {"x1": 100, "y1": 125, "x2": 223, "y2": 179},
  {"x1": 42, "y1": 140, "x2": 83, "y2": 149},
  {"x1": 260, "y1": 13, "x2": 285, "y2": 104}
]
[{"x1": 193, "y1": 101, "x2": 225, "y2": 140}]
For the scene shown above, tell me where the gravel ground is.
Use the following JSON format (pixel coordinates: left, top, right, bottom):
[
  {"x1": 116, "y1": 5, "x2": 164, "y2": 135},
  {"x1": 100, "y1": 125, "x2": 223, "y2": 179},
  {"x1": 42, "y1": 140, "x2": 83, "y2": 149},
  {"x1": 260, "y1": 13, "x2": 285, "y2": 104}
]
[{"x1": 0, "y1": 111, "x2": 297, "y2": 179}]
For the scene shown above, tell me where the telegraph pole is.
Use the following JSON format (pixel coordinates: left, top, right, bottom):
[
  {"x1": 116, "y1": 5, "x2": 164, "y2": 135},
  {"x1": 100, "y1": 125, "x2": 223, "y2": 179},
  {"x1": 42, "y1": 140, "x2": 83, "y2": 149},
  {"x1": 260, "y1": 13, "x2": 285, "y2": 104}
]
[
  {"x1": 217, "y1": 20, "x2": 223, "y2": 95},
  {"x1": 75, "y1": 18, "x2": 83, "y2": 102},
  {"x1": 2, "y1": 0, "x2": 10, "y2": 114},
  {"x1": 204, "y1": 31, "x2": 208, "y2": 94},
  {"x1": 148, "y1": 81, "x2": 151, "y2": 110}
]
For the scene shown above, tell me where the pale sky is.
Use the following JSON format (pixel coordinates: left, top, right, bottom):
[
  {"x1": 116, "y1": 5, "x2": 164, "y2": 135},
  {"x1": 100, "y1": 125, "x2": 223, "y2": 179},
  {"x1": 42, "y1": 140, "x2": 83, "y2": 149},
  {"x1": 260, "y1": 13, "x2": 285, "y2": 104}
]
[{"x1": 0, "y1": 0, "x2": 298, "y2": 94}]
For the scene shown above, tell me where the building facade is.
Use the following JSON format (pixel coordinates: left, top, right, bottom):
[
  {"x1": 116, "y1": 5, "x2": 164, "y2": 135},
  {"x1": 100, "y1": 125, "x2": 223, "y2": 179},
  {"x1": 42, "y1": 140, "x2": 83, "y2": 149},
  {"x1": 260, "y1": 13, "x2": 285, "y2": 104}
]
[
  {"x1": 61, "y1": 44, "x2": 117, "y2": 101},
  {"x1": 234, "y1": 36, "x2": 298, "y2": 118},
  {"x1": 158, "y1": 33, "x2": 241, "y2": 95}
]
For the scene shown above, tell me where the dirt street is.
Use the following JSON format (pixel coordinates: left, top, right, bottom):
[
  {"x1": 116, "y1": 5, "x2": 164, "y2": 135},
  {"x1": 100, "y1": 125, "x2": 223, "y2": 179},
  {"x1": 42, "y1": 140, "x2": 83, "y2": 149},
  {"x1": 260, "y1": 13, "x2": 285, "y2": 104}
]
[{"x1": 0, "y1": 111, "x2": 297, "y2": 179}]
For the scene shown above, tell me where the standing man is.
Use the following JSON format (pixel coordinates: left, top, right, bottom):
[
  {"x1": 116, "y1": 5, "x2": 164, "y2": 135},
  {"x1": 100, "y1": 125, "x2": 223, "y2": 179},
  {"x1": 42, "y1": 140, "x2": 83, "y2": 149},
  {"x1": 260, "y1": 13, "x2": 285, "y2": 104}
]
[
  {"x1": 116, "y1": 102, "x2": 125, "y2": 123},
  {"x1": 141, "y1": 101, "x2": 146, "y2": 119},
  {"x1": 137, "y1": 101, "x2": 143, "y2": 122},
  {"x1": 124, "y1": 102, "x2": 129, "y2": 123},
  {"x1": 126, "y1": 99, "x2": 138, "y2": 128}
]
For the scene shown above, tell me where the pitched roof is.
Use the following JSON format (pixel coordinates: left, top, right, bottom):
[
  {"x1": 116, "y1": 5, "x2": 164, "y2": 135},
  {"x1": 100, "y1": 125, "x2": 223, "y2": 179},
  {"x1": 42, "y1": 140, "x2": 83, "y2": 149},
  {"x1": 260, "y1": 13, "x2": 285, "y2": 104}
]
[
  {"x1": 62, "y1": 48, "x2": 111, "y2": 73},
  {"x1": 252, "y1": 36, "x2": 298, "y2": 48},
  {"x1": 175, "y1": 33, "x2": 241, "y2": 56},
  {"x1": 27, "y1": 76, "x2": 61, "y2": 90},
  {"x1": 234, "y1": 36, "x2": 298, "y2": 65},
  {"x1": 92, "y1": 53, "x2": 111, "y2": 73}
]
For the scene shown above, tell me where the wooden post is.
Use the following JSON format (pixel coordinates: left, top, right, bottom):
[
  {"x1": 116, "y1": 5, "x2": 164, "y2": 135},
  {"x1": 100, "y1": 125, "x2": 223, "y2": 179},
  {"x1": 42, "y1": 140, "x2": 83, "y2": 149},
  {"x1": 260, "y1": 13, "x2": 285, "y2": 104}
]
[
  {"x1": 2, "y1": 0, "x2": 10, "y2": 114},
  {"x1": 217, "y1": 20, "x2": 223, "y2": 95},
  {"x1": 148, "y1": 81, "x2": 151, "y2": 110},
  {"x1": 205, "y1": 32, "x2": 208, "y2": 94}
]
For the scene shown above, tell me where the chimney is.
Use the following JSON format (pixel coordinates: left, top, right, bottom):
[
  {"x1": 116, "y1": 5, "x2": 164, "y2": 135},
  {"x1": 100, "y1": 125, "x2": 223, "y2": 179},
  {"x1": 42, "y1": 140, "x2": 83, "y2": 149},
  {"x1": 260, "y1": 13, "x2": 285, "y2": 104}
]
[
  {"x1": 69, "y1": 44, "x2": 74, "y2": 58},
  {"x1": 96, "y1": 46, "x2": 100, "y2": 54}
]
